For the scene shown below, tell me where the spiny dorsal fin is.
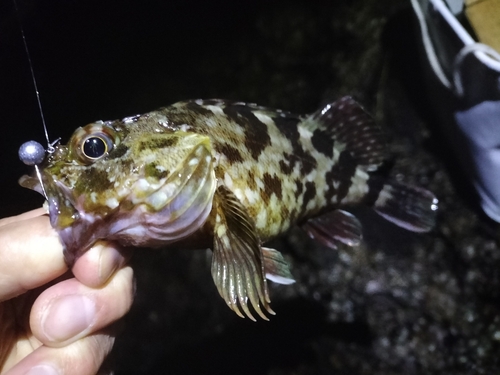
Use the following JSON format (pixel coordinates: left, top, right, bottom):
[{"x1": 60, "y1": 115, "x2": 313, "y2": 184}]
[
  {"x1": 211, "y1": 185, "x2": 274, "y2": 321},
  {"x1": 308, "y1": 96, "x2": 387, "y2": 170}
]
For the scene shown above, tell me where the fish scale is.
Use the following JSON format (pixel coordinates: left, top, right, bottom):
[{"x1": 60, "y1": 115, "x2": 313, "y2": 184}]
[
  {"x1": 167, "y1": 100, "x2": 355, "y2": 237},
  {"x1": 19, "y1": 96, "x2": 438, "y2": 320}
]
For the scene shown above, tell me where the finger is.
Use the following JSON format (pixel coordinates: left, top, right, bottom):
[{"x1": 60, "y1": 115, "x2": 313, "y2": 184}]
[
  {"x1": 0, "y1": 208, "x2": 46, "y2": 228},
  {"x1": 0, "y1": 216, "x2": 67, "y2": 302},
  {"x1": 3, "y1": 327, "x2": 116, "y2": 375},
  {"x1": 72, "y1": 241, "x2": 133, "y2": 288},
  {"x1": 30, "y1": 266, "x2": 134, "y2": 348}
]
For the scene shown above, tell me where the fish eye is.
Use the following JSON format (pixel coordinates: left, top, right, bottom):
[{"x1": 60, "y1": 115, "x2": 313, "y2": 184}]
[
  {"x1": 82, "y1": 136, "x2": 108, "y2": 159},
  {"x1": 70, "y1": 123, "x2": 119, "y2": 165}
]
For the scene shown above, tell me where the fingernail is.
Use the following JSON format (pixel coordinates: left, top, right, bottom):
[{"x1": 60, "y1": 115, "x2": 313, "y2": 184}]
[
  {"x1": 24, "y1": 365, "x2": 59, "y2": 375},
  {"x1": 97, "y1": 242, "x2": 122, "y2": 283},
  {"x1": 42, "y1": 295, "x2": 95, "y2": 342}
]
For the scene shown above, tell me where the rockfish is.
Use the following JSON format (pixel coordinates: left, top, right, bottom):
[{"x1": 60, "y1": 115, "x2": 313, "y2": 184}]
[{"x1": 20, "y1": 96, "x2": 438, "y2": 320}]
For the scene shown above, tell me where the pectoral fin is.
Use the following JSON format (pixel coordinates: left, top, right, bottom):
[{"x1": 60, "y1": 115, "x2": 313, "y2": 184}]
[
  {"x1": 302, "y1": 209, "x2": 362, "y2": 249},
  {"x1": 211, "y1": 186, "x2": 274, "y2": 321}
]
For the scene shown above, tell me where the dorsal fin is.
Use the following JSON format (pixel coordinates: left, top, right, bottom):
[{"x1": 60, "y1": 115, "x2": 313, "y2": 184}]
[{"x1": 308, "y1": 96, "x2": 388, "y2": 170}]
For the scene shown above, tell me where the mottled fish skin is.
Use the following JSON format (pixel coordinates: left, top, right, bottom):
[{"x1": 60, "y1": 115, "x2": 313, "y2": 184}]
[
  {"x1": 20, "y1": 96, "x2": 438, "y2": 321},
  {"x1": 162, "y1": 99, "x2": 381, "y2": 240}
]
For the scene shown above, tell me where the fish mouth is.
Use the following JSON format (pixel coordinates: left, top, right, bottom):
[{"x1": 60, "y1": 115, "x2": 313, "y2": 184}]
[{"x1": 30, "y1": 142, "x2": 216, "y2": 266}]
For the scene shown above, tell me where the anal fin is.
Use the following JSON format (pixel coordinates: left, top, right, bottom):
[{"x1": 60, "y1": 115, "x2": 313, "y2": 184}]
[
  {"x1": 302, "y1": 209, "x2": 363, "y2": 249},
  {"x1": 211, "y1": 185, "x2": 274, "y2": 321}
]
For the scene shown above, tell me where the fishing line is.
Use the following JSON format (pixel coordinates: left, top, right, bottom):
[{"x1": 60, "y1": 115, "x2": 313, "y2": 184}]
[
  {"x1": 13, "y1": 0, "x2": 54, "y2": 199},
  {"x1": 12, "y1": 0, "x2": 54, "y2": 153}
]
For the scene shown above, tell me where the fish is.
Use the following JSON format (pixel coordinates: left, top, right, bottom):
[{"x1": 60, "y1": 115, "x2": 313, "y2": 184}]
[{"x1": 19, "y1": 96, "x2": 438, "y2": 321}]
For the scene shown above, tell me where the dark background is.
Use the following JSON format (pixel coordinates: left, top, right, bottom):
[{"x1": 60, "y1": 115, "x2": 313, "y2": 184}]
[{"x1": 2, "y1": 0, "x2": 500, "y2": 374}]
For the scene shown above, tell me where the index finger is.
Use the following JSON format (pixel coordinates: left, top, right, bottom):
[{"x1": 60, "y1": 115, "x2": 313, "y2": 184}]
[
  {"x1": 0, "y1": 213, "x2": 67, "y2": 302},
  {"x1": 0, "y1": 208, "x2": 47, "y2": 227}
]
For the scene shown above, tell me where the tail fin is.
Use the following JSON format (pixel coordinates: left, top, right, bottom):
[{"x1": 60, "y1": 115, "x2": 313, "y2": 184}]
[{"x1": 373, "y1": 181, "x2": 438, "y2": 232}]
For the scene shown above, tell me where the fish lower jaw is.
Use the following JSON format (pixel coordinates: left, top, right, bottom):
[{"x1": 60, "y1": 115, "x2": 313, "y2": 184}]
[
  {"x1": 58, "y1": 144, "x2": 217, "y2": 265},
  {"x1": 60, "y1": 190, "x2": 215, "y2": 266},
  {"x1": 110, "y1": 190, "x2": 215, "y2": 247}
]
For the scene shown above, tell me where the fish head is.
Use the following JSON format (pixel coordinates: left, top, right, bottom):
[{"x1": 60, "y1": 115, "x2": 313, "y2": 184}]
[{"x1": 20, "y1": 113, "x2": 216, "y2": 265}]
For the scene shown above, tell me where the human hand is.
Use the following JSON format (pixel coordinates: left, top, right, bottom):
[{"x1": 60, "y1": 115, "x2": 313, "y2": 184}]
[{"x1": 0, "y1": 209, "x2": 134, "y2": 375}]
